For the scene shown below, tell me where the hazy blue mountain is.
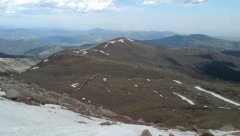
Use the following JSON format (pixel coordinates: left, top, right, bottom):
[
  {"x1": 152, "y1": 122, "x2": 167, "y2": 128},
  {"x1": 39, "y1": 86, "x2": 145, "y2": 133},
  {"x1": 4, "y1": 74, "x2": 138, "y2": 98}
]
[
  {"x1": 24, "y1": 45, "x2": 66, "y2": 58},
  {"x1": 139, "y1": 34, "x2": 240, "y2": 51},
  {"x1": 0, "y1": 52, "x2": 23, "y2": 58},
  {"x1": 0, "y1": 38, "x2": 43, "y2": 55}
]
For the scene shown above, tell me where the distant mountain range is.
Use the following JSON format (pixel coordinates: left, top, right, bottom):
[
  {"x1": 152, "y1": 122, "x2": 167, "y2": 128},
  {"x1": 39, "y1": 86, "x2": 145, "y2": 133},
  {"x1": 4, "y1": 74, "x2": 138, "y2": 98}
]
[
  {"x1": 0, "y1": 28, "x2": 240, "y2": 56},
  {"x1": 139, "y1": 34, "x2": 240, "y2": 51},
  {"x1": 0, "y1": 28, "x2": 176, "y2": 55}
]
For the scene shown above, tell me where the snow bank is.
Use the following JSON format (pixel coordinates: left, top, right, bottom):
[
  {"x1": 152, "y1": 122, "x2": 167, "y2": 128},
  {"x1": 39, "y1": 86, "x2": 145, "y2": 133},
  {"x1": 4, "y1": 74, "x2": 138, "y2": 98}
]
[
  {"x1": 172, "y1": 92, "x2": 195, "y2": 105},
  {"x1": 0, "y1": 91, "x2": 6, "y2": 96},
  {"x1": 195, "y1": 86, "x2": 240, "y2": 107},
  {"x1": 0, "y1": 96, "x2": 238, "y2": 136}
]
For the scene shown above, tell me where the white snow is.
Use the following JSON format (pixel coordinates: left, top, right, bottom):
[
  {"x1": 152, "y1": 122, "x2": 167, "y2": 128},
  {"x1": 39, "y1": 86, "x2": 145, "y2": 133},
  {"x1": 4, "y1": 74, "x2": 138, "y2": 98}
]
[
  {"x1": 218, "y1": 107, "x2": 231, "y2": 110},
  {"x1": 92, "y1": 49, "x2": 109, "y2": 56},
  {"x1": 32, "y1": 66, "x2": 39, "y2": 70},
  {"x1": 195, "y1": 86, "x2": 240, "y2": 107},
  {"x1": 107, "y1": 40, "x2": 116, "y2": 44},
  {"x1": 0, "y1": 96, "x2": 238, "y2": 136},
  {"x1": 173, "y1": 80, "x2": 182, "y2": 84},
  {"x1": 99, "y1": 50, "x2": 110, "y2": 56},
  {"x1": 107, "y1": 90, "x2": 111, "y2": 93},
  {"x1": 80, "y1": 49, "x2": 88, "y2": 55},
  {"x1": 102, "y1": 78, "x2": 108, "y2": 82},
  {"x1": 203, "y1": 106, "x2": 208, "y2": 108},
  {"x1": 104, "y1": 44, "x2": 109, "y2": 48},
  {"x1": 71, "y1": 83, "x2": 79, "y2": 88},
  {"x1": 118, "y1": 39, "x2": 125, "y2": 43},
  {"x1": 128, "y1": 93, "x2": 131, "y2": 95},
  {"x1": 153, "y1": 91, "x2": 158, "y2": 94},
  {"x1": 147, "y1": 79, "x2": 151, "y2": 82},
  {"x1": 128, "y1": 39, "x2": 134, "y2": 42},
  {"x1": 73, "y1": 51, "x2": 80, "y2": 54},
  {"x1": 172, "y1": 92, "x2": 195, "y2": 105},
  {"x1": 73, "y1": 49, "x2": 88, "y2": 55},
  {"x1": 82, "y1": 97, "x2": 86, "y2": 100},
  {"x1": 159, "y1": 95, "x2": 163, "y2": 97},
  {"x1": 135, "y1": 85, "x2": 138, "y2": 87},
  {"x1": 0, "y1": 91, "x2": 6, "y2": 96},
  {"x1": 88, "y1": 100, "x2": 91, "y2": 103},
  {"x1": 43, "y1": 59, "x2": 48, "y2": 62}
]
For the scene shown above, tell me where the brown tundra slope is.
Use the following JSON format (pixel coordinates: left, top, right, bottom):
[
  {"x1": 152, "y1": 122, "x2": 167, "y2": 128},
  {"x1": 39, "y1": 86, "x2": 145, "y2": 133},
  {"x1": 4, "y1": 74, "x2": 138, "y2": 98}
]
[{"x1": 17, "y1": 37, "x2": 240, "y2": 129}]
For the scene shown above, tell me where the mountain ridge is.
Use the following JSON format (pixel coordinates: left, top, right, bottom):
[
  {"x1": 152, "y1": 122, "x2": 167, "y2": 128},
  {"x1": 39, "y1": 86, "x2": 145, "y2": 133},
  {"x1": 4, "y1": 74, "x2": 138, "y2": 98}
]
[
  {"x1": 17, "y1": 37, "x2": 240, "y2": 129},
  {"x1": 139, "y1": 34, "x2": 240, "y2": 51}
]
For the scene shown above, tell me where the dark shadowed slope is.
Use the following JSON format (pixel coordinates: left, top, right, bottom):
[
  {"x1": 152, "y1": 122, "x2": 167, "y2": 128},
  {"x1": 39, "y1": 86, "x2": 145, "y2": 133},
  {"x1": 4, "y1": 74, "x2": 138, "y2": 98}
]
[{"x1": 222, "y1": 50, "x2": 240, "y2": 58}]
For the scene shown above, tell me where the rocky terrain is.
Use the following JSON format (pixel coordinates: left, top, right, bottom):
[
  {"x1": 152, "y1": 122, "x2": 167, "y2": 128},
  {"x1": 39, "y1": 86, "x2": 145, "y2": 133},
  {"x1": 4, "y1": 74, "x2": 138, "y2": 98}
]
[{"x1": 17, "y1": 37, "x2": 240, "y2": 130}]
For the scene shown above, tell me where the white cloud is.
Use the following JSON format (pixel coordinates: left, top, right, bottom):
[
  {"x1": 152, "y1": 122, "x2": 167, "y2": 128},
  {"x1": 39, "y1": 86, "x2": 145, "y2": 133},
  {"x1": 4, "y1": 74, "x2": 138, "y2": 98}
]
[
  {"x1": 184, "y1": 0, "x2": 206, "y2": 4},
  {"x1": 142, "y1": 0, "x2": 171, "y2": 5},
  {"x1": 0, "y1": 0, "x2": 114, "y2": 14}
]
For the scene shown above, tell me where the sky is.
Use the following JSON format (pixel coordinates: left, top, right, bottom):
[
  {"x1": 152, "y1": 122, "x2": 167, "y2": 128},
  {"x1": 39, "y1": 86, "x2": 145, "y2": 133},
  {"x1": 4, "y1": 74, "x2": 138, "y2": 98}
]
[{"x1": 0, "y1": 0, "x2": 240, "y2": 37}]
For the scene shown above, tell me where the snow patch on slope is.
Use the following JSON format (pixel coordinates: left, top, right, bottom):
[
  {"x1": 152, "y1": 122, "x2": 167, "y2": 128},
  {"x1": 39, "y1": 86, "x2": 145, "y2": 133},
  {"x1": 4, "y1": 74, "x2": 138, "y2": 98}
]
[
  {"x1": 195, "y1": 86, "x2": 240, "y2": 107},
  {"x1": 99, "y1": 50, "x2": 109, "y2": 56},
  {"x1": 71, "y1": 83, "x2": 79, "y2": 88},
  {"x1": 104, "y1": 44, "x2": 109, "y2": 48},
  {"x1": 73, "y1": 49, "x2": 88, "y2": 55},
  {"x1": 118, "y1": 39, "x2": 125, "y2": 43},
  {"x1": 32, "y1": 66, "x2": 39, "y2": 70},
  {"x1": 128, "y1": 39, "x2": 134, "y2": 42},
  {"x1": 172, "y1": 92, "x2": 195, "y2": 105},
  {"x1": 93, "y1": 49, "x2": 110, "y2": 56},
  {"x1": 173, "y1": 80, "x2": 182, "y2": 84},
  {"x1": 43, "y1": 59, "x2": 48, "y2": 62},
  {"x1": 102, "y1": 78, "x2": 108, "y2": 81},
  {"x1": 107, "y1": 40, "x2": 116, "y2": 44}
]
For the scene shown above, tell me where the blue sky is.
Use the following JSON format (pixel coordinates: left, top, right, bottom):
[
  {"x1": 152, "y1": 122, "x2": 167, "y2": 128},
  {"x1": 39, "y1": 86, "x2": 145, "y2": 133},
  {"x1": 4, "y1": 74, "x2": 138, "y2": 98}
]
[{"x1": 0, "y1": 0, "x2": 239, "y2": 37}]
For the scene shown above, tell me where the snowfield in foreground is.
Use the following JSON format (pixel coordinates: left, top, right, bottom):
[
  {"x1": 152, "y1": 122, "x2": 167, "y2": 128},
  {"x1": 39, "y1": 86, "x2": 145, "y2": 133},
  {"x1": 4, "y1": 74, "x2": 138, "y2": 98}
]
[{"x1": 0, "y1": 96, "x2": 239, "y2": 136}]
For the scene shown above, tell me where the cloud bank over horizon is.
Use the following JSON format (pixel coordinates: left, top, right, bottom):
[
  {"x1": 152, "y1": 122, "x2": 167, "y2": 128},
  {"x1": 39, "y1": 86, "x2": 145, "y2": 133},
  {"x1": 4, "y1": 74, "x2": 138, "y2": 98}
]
[
  {"x1": 0, "y1": 0, "x2": 114, "y2": 14},
  {"x1": 0, "y1": 0, "x2": 209, "y2": 14}
]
